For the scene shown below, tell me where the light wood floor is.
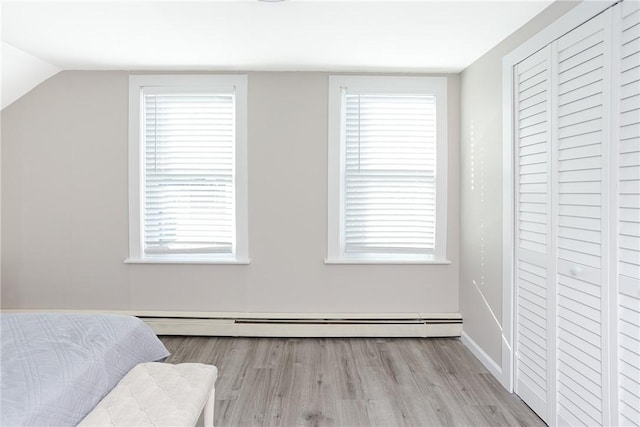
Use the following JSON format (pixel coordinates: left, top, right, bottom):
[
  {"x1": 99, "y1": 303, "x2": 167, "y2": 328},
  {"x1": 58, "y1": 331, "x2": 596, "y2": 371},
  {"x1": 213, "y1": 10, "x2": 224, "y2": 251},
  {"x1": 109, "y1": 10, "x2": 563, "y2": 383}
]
[{"x1": 160, "y1": 336, "x2": 544, "y2": 427}]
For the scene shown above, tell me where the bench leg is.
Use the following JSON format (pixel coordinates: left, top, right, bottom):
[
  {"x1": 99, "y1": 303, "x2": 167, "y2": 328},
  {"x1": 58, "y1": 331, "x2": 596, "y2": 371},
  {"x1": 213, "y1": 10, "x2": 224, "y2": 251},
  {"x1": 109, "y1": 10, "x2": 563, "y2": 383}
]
[{"x1": 204, "y1": 385, "x2": 215, "y2": 427}]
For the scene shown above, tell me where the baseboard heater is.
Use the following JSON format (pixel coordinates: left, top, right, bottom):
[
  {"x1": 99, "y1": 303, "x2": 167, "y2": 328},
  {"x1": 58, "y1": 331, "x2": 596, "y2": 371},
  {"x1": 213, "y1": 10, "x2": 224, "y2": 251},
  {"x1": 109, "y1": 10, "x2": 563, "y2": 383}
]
[
  {"x1": 0, "y1": 309, "x2": 462, "y2": 338},
  {"x1": 139, "y1": 313, "x2": 463, "y2": 338}
]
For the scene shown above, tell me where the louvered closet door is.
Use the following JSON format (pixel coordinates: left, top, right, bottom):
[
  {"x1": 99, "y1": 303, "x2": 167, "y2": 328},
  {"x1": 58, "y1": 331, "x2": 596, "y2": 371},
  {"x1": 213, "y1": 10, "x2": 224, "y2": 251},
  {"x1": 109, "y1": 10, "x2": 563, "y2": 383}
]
[
  {"x1": 554, "y1": 11, "x2": 611, "y2": 426},
  {"x1": 513, "y1": 46, "x2": 553, "y2": 424},
  {"x1": 615, "y1": 1, "x2": 640, "y2": 425}
]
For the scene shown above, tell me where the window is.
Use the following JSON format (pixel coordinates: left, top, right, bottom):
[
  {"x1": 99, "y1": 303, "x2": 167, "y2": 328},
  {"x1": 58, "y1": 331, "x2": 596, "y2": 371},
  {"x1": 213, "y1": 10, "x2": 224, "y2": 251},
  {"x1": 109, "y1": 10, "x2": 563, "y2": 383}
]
[
  {"x1": 126, "y1": 75, "x2": 248, "y2": 263},
  {"x1": 327, "y1": 76, "x2": 448, "y2": 264}
]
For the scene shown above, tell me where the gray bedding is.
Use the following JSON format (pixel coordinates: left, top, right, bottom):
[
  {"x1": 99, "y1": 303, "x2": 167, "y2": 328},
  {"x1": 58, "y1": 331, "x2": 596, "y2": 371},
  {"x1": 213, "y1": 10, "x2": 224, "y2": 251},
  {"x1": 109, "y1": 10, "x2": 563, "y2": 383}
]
[{"x1": 0, "y1": 313, "x2": 170, "y2": 426}]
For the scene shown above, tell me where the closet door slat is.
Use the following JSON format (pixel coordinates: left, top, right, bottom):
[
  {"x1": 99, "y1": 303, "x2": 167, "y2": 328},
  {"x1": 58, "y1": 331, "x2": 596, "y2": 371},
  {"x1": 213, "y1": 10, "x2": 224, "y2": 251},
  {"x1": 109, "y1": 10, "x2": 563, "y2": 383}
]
[
  {"x1": 555, "y1": 12, "x2": 610, "y2": 426},
  {"x1": 617, "y1": 2, "x2": 640, "y2": 425},
  {"x1": 514, "y1": 46, "x2": 553, "y2": 424}
]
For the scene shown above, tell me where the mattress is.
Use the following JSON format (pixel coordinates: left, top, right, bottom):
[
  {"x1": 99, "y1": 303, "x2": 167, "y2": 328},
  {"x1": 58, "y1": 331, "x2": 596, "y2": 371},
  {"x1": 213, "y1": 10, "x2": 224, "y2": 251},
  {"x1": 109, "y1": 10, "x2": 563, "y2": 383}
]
[{"x1": 0, "y1": 313, "x2": 170, "y2": 426}]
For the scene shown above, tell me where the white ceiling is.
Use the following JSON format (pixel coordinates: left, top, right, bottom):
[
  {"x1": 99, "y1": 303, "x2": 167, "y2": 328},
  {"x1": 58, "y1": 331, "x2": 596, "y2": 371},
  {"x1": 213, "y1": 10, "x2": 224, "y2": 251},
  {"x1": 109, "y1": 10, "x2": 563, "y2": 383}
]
[{"x1": 1, "y1": 0, "x2": 554, "y2": 73}]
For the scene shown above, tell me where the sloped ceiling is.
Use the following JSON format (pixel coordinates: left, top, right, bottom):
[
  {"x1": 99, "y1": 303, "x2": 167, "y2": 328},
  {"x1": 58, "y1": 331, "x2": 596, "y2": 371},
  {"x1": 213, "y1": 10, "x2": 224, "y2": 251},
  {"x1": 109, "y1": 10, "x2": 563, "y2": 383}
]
[
  {"x1": 2, "y1": 42, "x2": 60, "y2": 110},
  {"x1": 1, "y1": 0, "x2": 554, "y2": 108}
]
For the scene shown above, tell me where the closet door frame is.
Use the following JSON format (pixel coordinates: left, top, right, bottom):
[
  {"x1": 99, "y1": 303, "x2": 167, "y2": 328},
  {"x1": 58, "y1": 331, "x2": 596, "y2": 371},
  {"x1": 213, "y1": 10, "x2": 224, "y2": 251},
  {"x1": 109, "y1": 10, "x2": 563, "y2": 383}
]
[{"x1": 501, "y1": 0, "x2": 615, "y2": 395}]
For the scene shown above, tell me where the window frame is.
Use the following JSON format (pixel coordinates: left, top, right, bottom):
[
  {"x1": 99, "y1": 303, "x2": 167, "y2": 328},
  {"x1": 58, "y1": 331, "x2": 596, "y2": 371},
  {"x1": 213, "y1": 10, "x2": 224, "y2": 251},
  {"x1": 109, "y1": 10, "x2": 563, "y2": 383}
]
[
  {"x1": 126, "y1": 74, "x2": 249, "y2": 264},
  {"x1": 326, "y1": 75, "x2": 449, "y2": 264}
]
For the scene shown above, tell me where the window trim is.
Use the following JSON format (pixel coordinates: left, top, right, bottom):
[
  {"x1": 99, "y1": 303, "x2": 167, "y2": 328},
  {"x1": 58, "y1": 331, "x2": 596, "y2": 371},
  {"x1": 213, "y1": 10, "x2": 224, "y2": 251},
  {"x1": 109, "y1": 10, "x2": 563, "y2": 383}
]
[
  {"x1": 326, "y1": 75, "x2": 448, "y2": 264},
  {"x1": 126, "y1": 74, "x2": 249, "y2": 264}
]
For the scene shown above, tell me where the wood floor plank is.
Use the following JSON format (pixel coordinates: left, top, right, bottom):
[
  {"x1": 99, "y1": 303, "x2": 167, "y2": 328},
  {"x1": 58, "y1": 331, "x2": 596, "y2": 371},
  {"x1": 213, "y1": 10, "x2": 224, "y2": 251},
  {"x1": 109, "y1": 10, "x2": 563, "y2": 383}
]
[{"x1": 160, "y1": 336, "x2": 545, "y2": 427}]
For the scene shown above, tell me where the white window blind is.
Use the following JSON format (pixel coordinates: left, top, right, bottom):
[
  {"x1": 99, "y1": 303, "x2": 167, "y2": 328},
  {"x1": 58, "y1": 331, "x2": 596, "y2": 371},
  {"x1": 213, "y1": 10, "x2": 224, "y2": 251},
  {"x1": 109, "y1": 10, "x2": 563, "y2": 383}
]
[
  {"x1": 142, "y1": 91, "x2": 235, "y2": 257},
  {"x1": 343, "y1": 92, "x2": 437, "y2": 255}
]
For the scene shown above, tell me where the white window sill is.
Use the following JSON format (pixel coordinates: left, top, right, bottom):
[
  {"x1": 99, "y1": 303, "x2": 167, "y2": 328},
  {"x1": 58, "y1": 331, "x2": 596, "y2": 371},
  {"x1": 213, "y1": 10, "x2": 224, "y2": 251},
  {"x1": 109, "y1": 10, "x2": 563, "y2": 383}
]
[
  {"x1": 324, "y1": 257, "x2": 451, "y2": 265},
  {"x1": 124, "y1": 257, "x2": 251, "y2": 265}
]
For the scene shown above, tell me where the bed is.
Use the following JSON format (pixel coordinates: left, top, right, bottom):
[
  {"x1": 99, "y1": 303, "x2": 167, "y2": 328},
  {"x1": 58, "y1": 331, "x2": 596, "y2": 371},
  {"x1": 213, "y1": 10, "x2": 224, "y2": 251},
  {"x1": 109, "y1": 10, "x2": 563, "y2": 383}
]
[{"x1": 0, "y1": 313, "x2": 170, "y2": 426}]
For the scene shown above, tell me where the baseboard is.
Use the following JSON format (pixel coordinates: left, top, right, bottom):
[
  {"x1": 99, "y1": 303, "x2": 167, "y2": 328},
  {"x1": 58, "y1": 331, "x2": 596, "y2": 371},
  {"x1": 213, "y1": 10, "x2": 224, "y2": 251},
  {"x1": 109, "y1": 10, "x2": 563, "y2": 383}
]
[
  {"x1": 1, "y1": 309, "x2": 462, "y2": 338},
  {"x1": 460, "y1": 331, "x2": 502, "y2": 381}
]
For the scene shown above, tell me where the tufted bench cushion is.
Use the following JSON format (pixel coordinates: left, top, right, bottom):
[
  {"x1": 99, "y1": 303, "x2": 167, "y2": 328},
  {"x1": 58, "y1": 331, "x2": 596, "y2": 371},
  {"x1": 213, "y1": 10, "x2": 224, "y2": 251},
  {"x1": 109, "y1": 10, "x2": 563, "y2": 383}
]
[{"x1": 78, "y1": 362, "x2": 218, "y2": 427}]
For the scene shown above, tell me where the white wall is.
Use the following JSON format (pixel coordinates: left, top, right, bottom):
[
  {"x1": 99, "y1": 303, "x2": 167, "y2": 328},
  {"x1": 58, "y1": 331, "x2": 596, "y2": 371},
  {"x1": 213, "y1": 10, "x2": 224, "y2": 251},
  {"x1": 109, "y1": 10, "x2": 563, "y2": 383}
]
[
  {"x1": 459, "y1": 1, "x2": 581, "y2": 365},
  {"x1": 1, "y1": 71, "x2": 460, "y2": 314}
]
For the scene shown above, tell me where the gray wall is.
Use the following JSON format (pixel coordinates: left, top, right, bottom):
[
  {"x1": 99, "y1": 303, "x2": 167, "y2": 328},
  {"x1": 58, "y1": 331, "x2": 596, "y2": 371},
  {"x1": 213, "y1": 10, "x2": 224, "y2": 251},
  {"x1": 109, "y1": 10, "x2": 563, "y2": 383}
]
[
  {"x1": 459, "y1": 1, "x2": 581, "y2": 364},
  {"x1": 1, "y1": 71, "x2": 460, "y2": 313}
]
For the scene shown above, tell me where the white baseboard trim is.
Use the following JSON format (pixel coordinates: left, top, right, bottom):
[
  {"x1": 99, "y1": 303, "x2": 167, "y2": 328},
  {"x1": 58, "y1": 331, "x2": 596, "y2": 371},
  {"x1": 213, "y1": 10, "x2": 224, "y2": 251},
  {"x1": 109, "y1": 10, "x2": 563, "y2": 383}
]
[
  {"x1": 460, "y1": 331, "x2": 502, "y2": 381},
  {"x1": 1, "y1": 309, "x2": 463, "y2": 338}
]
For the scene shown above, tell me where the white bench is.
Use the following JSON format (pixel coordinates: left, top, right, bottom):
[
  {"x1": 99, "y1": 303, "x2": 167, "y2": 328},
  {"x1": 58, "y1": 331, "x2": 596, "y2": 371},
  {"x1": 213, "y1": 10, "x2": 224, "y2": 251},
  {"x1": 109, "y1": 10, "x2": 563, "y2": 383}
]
[{"x1": 78, "y1": 362, "x2": 218, "y2": 427}]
